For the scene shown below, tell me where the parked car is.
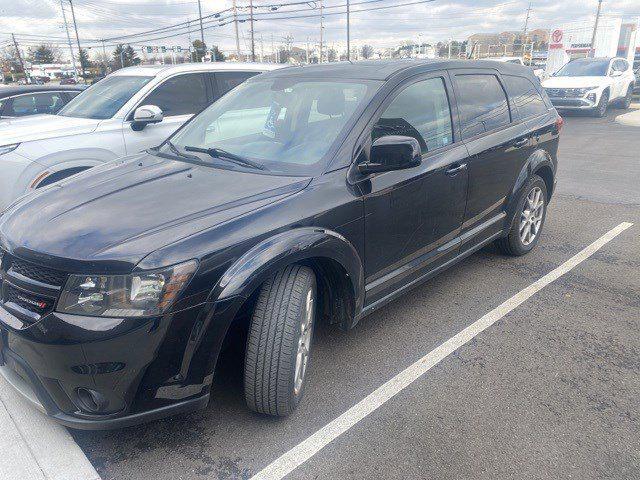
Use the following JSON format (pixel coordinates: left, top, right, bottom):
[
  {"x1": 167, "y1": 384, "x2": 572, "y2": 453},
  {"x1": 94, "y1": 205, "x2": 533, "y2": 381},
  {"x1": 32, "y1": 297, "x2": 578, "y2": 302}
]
[
  {"x1": 488, "y1": 56, "x2": 544, "y2": 79},
  {"x1": 59, "y1": 77, "x2": 78, "y2": 85},
  {"x1": 0, "y1": 62, "x2": 280, "y2": 210},
  {"x1": 542, "y1": 57, "x2": 636, "y2": 116},
  {"x1": 0, "y1": 85, "x2": 85, "y2": 120},
  {"x1": 0, "y1": 59, "x2": 561, "y2": 429}
]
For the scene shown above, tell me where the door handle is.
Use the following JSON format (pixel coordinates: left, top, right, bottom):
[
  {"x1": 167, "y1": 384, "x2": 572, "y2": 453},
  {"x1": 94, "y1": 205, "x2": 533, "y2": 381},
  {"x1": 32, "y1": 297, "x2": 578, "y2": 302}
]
[
  {"x1": 512, "y1": 137, "x2": 529, "y2": 148},
  {"x1": 445, "y1": 163, "x2": 467, "y2": 176}
]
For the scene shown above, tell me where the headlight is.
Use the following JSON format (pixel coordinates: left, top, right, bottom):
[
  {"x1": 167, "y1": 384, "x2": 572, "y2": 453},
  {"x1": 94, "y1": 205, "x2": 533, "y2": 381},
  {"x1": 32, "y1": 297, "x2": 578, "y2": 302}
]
[
  {"x1": 57, "y1": 260, "x2": 198, "y2": 317},
  {"x1": 0, "y1": 143, "x2": 20, "y2": 156}
]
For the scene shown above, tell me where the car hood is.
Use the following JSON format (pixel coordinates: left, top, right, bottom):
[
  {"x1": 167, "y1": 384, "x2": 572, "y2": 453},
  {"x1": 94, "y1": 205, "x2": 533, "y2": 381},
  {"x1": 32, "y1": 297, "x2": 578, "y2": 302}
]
[
  {"x1": 0, "y1": 114, "x2": 100, "y2": 146},
  {"x1": 542, "y1": 76, "x2": 608, "y2": 88},
  {"x1": 0, "y1": 152, "x2": 310, "y2": 272}
]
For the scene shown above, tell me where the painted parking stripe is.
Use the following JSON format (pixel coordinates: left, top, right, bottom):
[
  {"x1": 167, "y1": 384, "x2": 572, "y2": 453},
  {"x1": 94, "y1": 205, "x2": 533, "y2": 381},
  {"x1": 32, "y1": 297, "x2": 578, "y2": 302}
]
[{"x1": 251, "y1": 222, "x2": 634, "y2": 480}]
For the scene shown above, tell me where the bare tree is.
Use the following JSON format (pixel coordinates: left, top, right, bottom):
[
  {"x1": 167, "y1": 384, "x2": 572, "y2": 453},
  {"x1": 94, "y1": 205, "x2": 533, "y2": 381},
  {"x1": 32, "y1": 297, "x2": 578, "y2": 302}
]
[{"x1": 360, "y1": 44, "x2": 374, "y2": 59}]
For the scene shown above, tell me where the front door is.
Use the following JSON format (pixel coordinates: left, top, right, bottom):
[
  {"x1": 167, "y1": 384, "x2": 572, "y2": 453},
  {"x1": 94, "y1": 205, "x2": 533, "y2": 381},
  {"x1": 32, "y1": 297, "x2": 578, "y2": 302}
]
[
  {"x1": 359, "y1": 74, "x2": 469, "y2": 304},
  {"x1": 122, "y1": 72, "x2": 210, "y2": 154}
]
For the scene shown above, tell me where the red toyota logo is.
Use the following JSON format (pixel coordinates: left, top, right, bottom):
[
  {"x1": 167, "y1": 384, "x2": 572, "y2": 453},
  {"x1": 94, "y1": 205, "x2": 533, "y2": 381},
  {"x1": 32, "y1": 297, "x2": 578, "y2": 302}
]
[{"x1": 552, "y1": 29, "x2": 563, "y2": 44}]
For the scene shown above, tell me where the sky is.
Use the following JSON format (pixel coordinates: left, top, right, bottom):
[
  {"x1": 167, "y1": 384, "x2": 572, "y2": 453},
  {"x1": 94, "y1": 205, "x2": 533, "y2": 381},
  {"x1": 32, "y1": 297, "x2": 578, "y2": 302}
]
[{"x1": 1, "y1": 0, "x2": 639, "y2": 60}]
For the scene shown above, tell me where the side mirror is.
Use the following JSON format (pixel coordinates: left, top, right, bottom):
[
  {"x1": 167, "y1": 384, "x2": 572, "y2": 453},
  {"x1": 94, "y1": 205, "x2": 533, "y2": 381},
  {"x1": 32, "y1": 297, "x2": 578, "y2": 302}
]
[
  {"x1": 358, "y1": 135, "x2": 422, "y2": 175},
  {"x1": 131, "y1": 105, "x2": 163, "y2": 131},
  {"x1": 610, "y1": 70, "x2": 623, "y2": 77}
]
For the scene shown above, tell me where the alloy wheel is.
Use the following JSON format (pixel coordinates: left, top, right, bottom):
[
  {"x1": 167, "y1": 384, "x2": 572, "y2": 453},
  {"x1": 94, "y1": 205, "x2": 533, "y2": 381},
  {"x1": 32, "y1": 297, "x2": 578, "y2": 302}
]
[
  {"x1": 519, "y1": 186, "x2": 544, "y2": 246},
  {"x1": 294, "y1": 288, "x2": 314, "y2": 395}
]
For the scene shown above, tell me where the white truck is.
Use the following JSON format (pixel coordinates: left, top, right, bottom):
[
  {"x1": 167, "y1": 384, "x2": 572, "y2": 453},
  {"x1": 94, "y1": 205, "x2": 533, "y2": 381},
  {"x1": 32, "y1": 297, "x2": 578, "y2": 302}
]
[{"x1": 0, "y1": 62, "x2": 280, "y2": 210}]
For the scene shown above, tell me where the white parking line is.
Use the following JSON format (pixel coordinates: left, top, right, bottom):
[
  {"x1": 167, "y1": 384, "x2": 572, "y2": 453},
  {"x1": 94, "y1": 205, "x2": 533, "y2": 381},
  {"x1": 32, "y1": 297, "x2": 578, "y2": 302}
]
[{"x1": 251, "y1": 222, "x2": 634, "y2": 480}]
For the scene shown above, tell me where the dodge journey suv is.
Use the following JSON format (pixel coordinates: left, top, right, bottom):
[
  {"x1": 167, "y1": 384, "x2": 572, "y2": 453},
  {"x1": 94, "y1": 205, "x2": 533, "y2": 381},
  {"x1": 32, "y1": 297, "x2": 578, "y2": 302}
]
[{"x1": 0, "y1": 60, "x2": 561, "y2": 429}]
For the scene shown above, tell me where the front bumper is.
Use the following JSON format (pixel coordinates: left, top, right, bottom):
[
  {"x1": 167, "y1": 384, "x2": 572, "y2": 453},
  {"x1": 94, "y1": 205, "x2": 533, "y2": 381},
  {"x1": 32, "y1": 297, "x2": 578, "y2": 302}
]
[
  {"x1": 548, "y1": 97, "x2": 597, "y2": 110},
  {"x1": 0, "y1": 302, "x2": 212, "y2": 430}
]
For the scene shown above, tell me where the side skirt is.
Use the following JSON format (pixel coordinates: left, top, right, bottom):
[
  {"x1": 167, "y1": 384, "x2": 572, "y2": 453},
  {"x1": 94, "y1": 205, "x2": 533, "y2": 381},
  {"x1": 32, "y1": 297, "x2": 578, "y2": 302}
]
[{"x1": 356, "y1": 230, "x2": 502, "y2": 321}]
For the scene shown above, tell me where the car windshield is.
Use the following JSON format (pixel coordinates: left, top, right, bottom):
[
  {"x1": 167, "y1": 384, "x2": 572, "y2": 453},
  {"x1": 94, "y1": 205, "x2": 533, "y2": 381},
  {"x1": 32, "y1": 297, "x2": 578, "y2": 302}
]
[
  {"x1": 58, "y1": 75, "x2": 152, "y2": 120},
  {"x1": 555, "y1": 59, "x2": 609, "y2": 77},
  {"x1": 166, "y1": 77, "x2": 381, "y2": 176}
]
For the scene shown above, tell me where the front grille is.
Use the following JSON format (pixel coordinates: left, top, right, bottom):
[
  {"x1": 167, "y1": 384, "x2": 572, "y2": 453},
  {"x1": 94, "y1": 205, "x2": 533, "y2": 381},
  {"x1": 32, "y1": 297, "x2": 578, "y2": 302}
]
[
  {"x1": 9, "y1": 257, "x2": 67, "y2": 287},
  {"x1": 5, "y1": 285, "x2": 55, "y2": 316},
  {"x1": 0, "y1": 250, "x2": 65, "y2": 322}
]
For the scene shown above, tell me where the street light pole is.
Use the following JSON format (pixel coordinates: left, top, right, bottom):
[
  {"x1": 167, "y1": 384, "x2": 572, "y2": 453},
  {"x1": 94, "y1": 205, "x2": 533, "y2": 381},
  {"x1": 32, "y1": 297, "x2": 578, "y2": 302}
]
[
  {"x1": 589, "y1": 0, "x2": 603, "y2": 58},
  {"x1": 67, "y1": 0, "x2": 85, "y2": 81}
]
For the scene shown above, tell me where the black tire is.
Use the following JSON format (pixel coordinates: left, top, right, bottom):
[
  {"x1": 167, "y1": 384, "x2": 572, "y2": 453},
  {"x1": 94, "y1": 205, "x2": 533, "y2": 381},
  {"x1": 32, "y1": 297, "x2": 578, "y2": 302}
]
[
  {"x1": 244, "y1": 264, "x2": 317, "y2": 416},
  {"x1": 614, "y1": 85, "x2": 633, "y2": 110},
  {"x1": 496, "y1": 175, "x2": 547, "y2": 256},
  {"x1": 592, "y1": 90, "x2": 609, "y2": 117}
]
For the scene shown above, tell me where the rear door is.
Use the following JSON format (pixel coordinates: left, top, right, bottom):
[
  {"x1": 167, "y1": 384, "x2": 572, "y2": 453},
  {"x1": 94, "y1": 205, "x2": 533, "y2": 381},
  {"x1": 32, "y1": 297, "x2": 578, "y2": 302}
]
[
  {"x1": 211, "y1": 71, "x2": 260, "y2": 100},
  {"x1": 122, "y1": 72, "x2": 211, "y2": 154},
  {"x1": 451, "y1": 69, "x2": 531, "y2": 248}
]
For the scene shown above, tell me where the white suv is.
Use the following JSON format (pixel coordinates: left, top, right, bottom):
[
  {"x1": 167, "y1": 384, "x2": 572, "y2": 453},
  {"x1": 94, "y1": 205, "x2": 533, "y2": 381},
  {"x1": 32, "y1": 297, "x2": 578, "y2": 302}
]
[
  {"x1": 542, "y1": 57, "x2": 636, "y2": 117},
  {"x1": 0, "y1": 62, "x2": 280, "y2": 210}
]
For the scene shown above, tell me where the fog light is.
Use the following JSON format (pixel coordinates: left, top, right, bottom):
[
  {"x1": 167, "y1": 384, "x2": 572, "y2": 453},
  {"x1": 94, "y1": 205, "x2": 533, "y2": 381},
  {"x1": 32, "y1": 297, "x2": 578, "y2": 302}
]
[{"x1": 75, "y1": 387, "x2": 109, "y2": 413}]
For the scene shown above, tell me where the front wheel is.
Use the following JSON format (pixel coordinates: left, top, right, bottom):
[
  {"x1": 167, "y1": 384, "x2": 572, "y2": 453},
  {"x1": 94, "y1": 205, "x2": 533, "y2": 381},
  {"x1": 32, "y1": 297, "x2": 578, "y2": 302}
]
[
  {"x1": 244, "y1": 264, "x2": 317, "y2": 416},
  {"x1": 592, "y1": 90, "x2": 609, "y2": 117},
  {"x1": 496, "y1": 175, "x2": 547, "y2": 256}
]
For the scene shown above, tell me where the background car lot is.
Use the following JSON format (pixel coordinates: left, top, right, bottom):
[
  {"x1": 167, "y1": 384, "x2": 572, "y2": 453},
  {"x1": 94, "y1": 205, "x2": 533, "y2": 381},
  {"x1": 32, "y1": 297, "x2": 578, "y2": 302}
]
[{"x1": 69, "y1": 106, "x2": 640, "y2": 480}]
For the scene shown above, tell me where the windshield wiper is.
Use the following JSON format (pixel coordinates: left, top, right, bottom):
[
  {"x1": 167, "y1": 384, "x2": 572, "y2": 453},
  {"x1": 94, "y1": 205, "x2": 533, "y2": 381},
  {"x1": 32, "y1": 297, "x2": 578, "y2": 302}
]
[
  {"x1": 184, "y1": 146, "x2": 266, "y2": 170},
  {"x1": 166, "y1": 140, "x2": 200, "y2": 161}
]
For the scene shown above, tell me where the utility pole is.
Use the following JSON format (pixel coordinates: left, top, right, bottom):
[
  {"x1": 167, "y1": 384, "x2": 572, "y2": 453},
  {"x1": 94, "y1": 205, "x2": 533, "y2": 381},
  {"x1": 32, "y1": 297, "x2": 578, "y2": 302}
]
[
  {"x1": 197, "y1": 0, "x2": 205, "y2": 49},
  {"x1": 249, "y1": 0, "x2": 256, "y2": 62},
  {"x1": 60, "y1": 0, "x2": 78, "y2": 80},
  {"x1": 346, "y1": 0, "x2": 350, "y2": 61},
  {"x1": 271, "y1": 33, "x2": 277, "y2": 63},
  {"x1": 306, "y1": 37, "x2": 310, "y2": 64},
  {"x1": 233, "y1": 0, "x2": 241, "y2": 59},
  {"x1": 590, "y1": 0, "x2": 603, "y2": 58},
  {"x1": 523, "y1": 2, "x2": 531, "y2": 39},
  {"x1": 68, "y1": 0, "x2": 85, "y2": 81},
  {"x1": 101, "y1": 40, "x2": 107, "y2": 74},
  {"x1": 11, "y1": 34, "x2": 26, "y2": 79},
  {"x1": 319, "y1": 0, "x2": 324, "y2": 63}
]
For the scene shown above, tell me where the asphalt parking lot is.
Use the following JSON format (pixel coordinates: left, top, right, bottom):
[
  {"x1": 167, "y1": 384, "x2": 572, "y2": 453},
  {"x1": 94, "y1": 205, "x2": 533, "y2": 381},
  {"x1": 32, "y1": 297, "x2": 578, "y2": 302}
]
[{"x1": 72, "y1": 107, "x2": 640, "y2": 480}]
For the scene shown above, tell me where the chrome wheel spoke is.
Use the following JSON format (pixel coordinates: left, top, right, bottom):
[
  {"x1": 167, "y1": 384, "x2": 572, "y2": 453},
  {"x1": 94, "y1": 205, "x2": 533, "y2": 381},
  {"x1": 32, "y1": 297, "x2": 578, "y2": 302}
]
[
  {"x1": 519, "y1": 186, "x2": 544, "y2": 246},
  {"x1": 294, "y1": 288, "x2": 315, "y2": 395}
]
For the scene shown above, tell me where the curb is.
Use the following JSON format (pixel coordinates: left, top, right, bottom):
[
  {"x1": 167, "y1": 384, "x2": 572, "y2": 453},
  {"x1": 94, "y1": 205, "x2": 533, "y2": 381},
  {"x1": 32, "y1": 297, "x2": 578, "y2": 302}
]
[{"x1": 0, "y1": 375, "x2": 100, "y2": 480}]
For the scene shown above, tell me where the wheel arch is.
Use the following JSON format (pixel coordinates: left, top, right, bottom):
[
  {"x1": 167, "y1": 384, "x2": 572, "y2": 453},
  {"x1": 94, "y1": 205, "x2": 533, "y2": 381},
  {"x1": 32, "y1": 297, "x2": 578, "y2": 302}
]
[
  {"x1": 214, "y1": 227, "x2": 365, "y2": 330},
  {"x1": 504, "y1": 149, "x2": 555, "y2": 232}
]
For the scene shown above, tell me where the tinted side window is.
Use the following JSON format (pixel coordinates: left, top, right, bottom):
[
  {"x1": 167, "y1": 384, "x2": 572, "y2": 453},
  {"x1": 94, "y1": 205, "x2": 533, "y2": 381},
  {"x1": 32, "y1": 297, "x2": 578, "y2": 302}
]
[
  {"x1": 142, "y1": 73, "x2": 208, "y2": 116},
  {"x1": 8, "y1": 92, "x2": 65, "y2": 116},
  {"x1": 503, "y1": 75, "x2": 548, "y2": 119},
  {"x1": 373, "y1": 77, "x2": 453, "y2": 152},
  {"x1": 454, "y1": 74, "x2": 510, "y2": 138},
  {"x1": 215, "y1": 72, "x2": 258, "y2": 97}
]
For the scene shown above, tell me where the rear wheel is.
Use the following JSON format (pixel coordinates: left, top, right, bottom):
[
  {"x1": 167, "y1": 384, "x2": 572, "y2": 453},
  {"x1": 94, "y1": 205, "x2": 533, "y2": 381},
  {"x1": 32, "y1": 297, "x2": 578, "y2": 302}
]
[
  {"x1": 615, "y1": 85, "x2": 633, "y2": 110},
  {"x1": 496, "y1": 175, "x2": 547, "y2": 256},
  {"x1": 592, "y1": 90, "x2": 609, "y2": 117},
  {"x1": 244, "y1": 264, "x2": 317, "y2": 416}
]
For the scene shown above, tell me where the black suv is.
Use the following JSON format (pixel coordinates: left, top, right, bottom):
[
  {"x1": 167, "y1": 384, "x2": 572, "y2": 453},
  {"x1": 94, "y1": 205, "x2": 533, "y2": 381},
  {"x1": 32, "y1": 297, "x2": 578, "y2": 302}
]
[{"x1": 0, "y1": 60, "x2": 561, "y2": 429}]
